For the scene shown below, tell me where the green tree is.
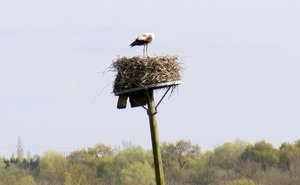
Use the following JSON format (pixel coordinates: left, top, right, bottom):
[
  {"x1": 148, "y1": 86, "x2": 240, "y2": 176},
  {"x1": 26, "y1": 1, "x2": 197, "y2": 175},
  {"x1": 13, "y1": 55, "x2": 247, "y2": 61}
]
[
  {"x1": 88, "y1": 144, "x2": 113, "y2": 158},
  {"x1": 209, "y1": 140, "x2": 248, "y2": 170},
  {"x1": 65, "y1": 163, "x2": 97, "y2": 185},
  {"x1": 279, "y1": 140, "x2": 300, "y2": 172},
  {"x1": 29, "y1": 155, "x2": 40, "y2": 177},
  {"x1": 68, "y1": 144, "x2": 113, "y2": 166},
  {"x1": 240, "y1": 141, "x2": 279, "y2": 170},
  {"x1": 112, "y1": 145, "x2": 152, "y2": 184},
  {"x1": 161, "y1": 140, "x2": 200, "y2": 185},
  {"x1": 114, "y1": 145, "x2": 152, "y2": 166},
  {"x1": 0, "y1": 164, "x2": 36, "y2": 185},
  {"x1": 161, "y1": 140, "x2": 200, "y2": 170},
  {"x1": 67, "y1": 144, "x2": 115, "y2": 184},
  {"x1": 120, "y1": 161, "x2": 155, "y2": 185},
  {"x1": 96, "y1": 156, "x2": 114, "y2": 184},
  {"x1": 185, "y1": 151, "x2": 215, "y2": 185},
  {"x1": 68, "y1": 149, "x2": 97, "y2": 167},
  {"x1": 39, "y1": 150, "x2": 66, "y2": 183}
]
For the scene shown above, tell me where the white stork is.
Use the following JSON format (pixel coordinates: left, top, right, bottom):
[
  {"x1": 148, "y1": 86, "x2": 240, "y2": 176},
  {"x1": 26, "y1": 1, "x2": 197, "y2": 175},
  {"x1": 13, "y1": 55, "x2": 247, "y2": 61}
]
[{"x1": 130, "y1": 32, "x2": 155, "y2": 57}]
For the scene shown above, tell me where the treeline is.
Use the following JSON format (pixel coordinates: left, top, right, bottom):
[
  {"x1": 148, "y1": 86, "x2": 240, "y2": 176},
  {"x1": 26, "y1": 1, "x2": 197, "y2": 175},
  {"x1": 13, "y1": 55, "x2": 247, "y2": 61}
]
[{"x1": 1, "y1": 139, "x2": 300, "y2": 185}]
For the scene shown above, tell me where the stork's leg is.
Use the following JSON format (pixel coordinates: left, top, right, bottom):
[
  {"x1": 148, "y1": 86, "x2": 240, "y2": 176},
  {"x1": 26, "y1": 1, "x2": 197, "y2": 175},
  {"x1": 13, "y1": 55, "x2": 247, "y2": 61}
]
[
  {"x1": 143, "y1": 45, "x2": 146, "y2": 57},
  {"x1": 146, "y1": 44, "x2": 148, "y2": 57}
]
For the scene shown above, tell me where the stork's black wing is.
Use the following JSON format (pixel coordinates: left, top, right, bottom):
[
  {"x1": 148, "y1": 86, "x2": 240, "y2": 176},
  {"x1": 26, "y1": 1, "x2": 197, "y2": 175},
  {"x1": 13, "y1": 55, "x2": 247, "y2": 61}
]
[{"x1": 130, "y1": 39, "x2": 147, "y2": 47}]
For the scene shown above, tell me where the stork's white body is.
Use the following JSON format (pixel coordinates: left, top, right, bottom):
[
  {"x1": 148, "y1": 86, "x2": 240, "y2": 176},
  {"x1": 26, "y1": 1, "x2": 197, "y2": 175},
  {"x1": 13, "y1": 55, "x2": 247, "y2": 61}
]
[{"x1": 130, "y1": 33, "x2": 155, "y2": 57}]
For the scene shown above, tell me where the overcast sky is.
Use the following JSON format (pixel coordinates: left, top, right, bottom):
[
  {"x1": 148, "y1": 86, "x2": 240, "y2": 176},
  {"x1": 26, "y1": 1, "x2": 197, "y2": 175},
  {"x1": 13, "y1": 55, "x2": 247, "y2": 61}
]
[{"x1": 0, "y1": 0, "x2": 299, "y2": 157}]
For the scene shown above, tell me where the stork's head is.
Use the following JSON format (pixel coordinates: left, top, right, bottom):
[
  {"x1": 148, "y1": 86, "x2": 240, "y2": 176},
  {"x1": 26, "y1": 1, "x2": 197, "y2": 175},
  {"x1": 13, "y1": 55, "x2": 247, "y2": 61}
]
[{"x1": 144, "y1": 32, "x2": 155, "y2": 42}]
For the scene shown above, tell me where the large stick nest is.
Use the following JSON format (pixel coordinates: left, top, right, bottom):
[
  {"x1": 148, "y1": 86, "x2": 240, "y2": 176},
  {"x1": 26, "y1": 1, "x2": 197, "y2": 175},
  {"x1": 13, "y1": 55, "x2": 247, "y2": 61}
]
[{"x1": 111, "y1": 56, "x2": 182, "y2": 93}]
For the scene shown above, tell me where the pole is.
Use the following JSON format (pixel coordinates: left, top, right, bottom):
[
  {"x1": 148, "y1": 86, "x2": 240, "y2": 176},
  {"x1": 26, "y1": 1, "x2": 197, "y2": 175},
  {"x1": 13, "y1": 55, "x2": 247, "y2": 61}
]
[{"x1": 146, "y1": 89, "x2": 165, "y2": 185}]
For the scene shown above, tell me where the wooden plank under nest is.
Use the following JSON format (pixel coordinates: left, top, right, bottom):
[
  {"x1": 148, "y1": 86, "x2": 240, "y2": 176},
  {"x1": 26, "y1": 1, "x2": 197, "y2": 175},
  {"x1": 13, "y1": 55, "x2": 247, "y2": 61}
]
[
  {"x1": 117, "y1": 95, "x2": 128, "y2": 109},
  {"x1": 114, "y1": 81, "x2": 182, "y2": 96}
]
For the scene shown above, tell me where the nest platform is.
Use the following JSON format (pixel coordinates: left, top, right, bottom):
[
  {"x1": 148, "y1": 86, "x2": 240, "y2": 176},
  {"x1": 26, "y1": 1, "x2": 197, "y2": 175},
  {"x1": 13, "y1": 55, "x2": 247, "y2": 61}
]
[{"x1": 111, "y1": 56, "x2": 182, "y2": 109}]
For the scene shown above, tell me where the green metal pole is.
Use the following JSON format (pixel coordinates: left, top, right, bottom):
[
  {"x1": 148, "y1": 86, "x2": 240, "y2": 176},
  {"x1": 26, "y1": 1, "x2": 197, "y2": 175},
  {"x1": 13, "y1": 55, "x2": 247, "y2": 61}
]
[{"x1": 147, "y1": 89, "x2": 165, "y2": 185}]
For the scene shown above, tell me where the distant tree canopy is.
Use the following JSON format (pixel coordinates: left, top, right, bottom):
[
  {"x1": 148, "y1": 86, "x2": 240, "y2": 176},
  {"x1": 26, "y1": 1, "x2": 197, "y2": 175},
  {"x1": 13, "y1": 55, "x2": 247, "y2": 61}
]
[
  {"x1": 209, "y1": 140, "x2": 248, "y2": 170},
  {"x1": 1, "y1": 140, "x2": 300, "y2": 185},
  {"x1": 120, "y1": 161, "x2": 155, "y2": 185},
  {"x1": 240, "y1": 140, "x2": 279, "y2": 170}
]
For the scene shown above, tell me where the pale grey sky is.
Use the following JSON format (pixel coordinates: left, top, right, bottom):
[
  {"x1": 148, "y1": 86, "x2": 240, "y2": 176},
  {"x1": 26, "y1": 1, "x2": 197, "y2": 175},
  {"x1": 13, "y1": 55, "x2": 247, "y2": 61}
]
[{"x1": 0, "y1": 0, "x2": 299, "y2": 157}]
